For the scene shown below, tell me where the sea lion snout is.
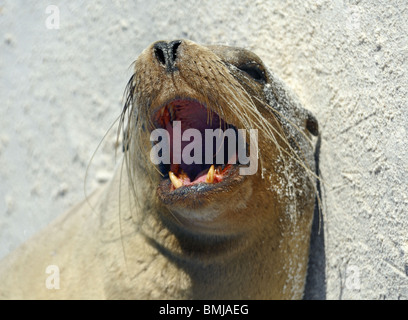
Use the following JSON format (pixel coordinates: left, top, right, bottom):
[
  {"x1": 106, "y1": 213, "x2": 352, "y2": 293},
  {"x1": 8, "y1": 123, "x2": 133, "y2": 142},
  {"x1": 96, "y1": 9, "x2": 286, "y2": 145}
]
[{"x1": 152, "y1": 40, "x2": 183, "y2": 73}]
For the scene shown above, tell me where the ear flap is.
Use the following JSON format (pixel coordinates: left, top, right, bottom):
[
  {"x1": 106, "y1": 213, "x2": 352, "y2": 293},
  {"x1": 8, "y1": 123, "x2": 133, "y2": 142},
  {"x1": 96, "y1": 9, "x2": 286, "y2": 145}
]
[{"x1": 306, "y1": 112, "x2": 319, "y2": 137}]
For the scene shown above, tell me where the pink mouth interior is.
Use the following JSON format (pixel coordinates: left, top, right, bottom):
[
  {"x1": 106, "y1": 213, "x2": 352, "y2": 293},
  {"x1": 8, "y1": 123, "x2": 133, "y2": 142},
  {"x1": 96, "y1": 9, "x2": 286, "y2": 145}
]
[{"x1": 153, "y1": 99, "x2": 238, "y2": 186}]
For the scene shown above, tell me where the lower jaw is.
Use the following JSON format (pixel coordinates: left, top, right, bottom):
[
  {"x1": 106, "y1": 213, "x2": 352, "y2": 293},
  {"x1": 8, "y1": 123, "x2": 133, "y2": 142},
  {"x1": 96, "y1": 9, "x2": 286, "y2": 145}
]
[
  {"x1": 156, "y1": 164, "x2": 244, "y2": 206},
  {"x1": 154, "y1": 202, "x2": 246, "y2": 242}
]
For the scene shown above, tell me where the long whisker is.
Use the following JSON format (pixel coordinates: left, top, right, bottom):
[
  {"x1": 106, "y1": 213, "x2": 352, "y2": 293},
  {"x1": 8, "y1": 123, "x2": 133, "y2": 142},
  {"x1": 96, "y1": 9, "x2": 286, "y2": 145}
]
[
  {"x1": 84, "y1": 114, "x2": 122, "y2": 214},
  {"x1": 220, "y1": 71, "x2": 323, "y2": 224}
]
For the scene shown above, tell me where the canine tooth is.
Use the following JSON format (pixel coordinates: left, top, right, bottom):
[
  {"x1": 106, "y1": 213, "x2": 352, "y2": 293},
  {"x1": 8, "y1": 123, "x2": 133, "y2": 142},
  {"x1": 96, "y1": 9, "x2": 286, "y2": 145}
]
[
  {"x1": 206, "y1": 165, "x2": 215, "y2": 183},
  {"x1": 169, "y1": 171, "x2": 183, "y2": 189}
]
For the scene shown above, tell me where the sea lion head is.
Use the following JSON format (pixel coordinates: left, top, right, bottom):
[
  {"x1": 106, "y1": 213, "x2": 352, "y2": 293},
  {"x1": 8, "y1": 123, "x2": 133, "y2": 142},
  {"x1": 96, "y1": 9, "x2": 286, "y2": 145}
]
[{"x1": 121, "y1": 39, "x2": 319, "y2": 246}]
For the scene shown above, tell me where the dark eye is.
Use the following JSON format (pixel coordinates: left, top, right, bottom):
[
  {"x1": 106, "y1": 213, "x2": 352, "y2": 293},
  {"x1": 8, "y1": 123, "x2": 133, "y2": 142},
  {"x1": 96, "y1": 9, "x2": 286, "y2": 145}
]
[
  {"x1": 237, "y1": 64, "x2": 267, "y2": 82},
  {"x1": 306, "y1": 113, "x2": 319, "y2": 136}
]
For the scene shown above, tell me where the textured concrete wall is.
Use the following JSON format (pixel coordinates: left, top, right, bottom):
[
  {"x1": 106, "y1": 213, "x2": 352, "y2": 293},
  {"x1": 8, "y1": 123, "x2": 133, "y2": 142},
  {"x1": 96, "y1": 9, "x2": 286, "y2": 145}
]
[{"x1": 1, "y1": 0, "x2": 407, "y2": 299}]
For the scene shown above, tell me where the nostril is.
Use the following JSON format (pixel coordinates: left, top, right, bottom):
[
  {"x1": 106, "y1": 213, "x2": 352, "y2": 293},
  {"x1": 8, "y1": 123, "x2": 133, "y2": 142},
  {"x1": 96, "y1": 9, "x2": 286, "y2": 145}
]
[
  {"x1": 154, "y1": 43, "x2": 166, "y2": 66},
  {"x1": 170, "y1": 40, "x2": 182, "y2": 64}
]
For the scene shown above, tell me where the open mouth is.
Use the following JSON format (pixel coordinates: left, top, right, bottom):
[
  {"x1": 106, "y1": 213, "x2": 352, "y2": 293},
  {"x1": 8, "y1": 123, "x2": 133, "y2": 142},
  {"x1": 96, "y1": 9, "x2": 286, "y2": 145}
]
[{"x1": 152, "y1": 98, "x2": 246, "y2": 196}]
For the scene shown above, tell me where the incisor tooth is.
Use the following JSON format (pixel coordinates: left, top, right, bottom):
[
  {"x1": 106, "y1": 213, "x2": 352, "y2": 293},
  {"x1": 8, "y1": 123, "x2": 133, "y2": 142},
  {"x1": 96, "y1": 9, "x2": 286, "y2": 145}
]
[
  {"x1": 206, "y1": 165, "x2": 215, "y2": 183},
  {"x1": 169, "y1": 171, "x2": 183, "y2": 189}
]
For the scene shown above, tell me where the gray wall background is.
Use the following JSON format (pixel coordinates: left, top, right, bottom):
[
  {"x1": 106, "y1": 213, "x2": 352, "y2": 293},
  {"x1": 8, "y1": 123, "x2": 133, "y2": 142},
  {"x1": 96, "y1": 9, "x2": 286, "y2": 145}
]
[{"x1": 0, "y1": 0, "x2": 407, "y2": 299}]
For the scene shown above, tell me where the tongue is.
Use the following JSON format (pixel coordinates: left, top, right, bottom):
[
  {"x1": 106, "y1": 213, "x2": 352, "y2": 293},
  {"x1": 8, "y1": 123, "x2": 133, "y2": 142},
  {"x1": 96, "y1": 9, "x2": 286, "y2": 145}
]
[{"x1": 169, "y1": 164, "x2": 226, "y2": 189}]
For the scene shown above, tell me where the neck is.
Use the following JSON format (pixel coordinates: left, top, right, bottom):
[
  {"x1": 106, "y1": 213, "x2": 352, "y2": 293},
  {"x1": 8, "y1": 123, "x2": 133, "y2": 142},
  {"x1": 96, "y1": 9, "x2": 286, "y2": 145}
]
[{"x1": 97, "y1": 163, "x2": 308, "y2": 299}]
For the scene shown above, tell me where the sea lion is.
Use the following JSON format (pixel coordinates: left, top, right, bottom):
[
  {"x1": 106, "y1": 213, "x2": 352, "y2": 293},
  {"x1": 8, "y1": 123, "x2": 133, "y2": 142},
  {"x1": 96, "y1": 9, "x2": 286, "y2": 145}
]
[{"x1": 0, "y1": 39, "x2": 319, "y2": 299}]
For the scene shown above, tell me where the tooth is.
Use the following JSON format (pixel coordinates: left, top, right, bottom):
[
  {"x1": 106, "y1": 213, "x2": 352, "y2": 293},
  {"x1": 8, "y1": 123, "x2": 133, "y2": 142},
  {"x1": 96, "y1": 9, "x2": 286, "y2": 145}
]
[
  {"x1": 206, "y1": 165, "x2": 215, "y2": 183},
  {"x1": 169, "y1": 171, "x2": 183, "y2": 189}
]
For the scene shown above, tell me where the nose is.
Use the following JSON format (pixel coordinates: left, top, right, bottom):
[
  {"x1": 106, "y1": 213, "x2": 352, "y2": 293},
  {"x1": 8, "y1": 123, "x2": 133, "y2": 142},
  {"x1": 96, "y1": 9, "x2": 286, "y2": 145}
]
[{"x1": 153, "y1": 40, "x2": 182, "y2": 72}]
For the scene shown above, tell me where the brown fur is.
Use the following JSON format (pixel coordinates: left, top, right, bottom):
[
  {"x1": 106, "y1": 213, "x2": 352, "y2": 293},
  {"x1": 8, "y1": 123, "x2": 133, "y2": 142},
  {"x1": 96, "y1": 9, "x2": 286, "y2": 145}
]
[{"x1": 0, "y1": 40, "x2": 319, "y2": 299}]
